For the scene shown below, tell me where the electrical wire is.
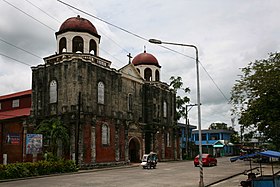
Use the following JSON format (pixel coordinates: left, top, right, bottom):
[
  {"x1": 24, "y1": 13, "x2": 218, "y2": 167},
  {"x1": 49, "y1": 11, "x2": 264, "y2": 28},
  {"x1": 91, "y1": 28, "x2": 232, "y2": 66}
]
[
  {"x1": 57, "y1": 0, "x2": 147, "y2": 41},
  {"x1": 57, "y1": 0, "x2": 229, "y2": 104},
  {"x1": 199, "y1": 63, "x2": 229, "y2": 102},
  {"x1": 3, "y1": 0, "x2": 56, "y2": 31},
  {"x1": 3, "y1": 0, "x2": 229, "y2": 107},
  {"x1": 0, "y1": 52, "x2": 32, "y2": 67},
  {"x1": 0, "y1": 38, "x2": 42, "y2": 59},
  {"x1": 18, "y1": 0, "x2": 129, "y2": 65},
  {"x1": 24, "y1": 0, "x2": 60, "y2": 23}
]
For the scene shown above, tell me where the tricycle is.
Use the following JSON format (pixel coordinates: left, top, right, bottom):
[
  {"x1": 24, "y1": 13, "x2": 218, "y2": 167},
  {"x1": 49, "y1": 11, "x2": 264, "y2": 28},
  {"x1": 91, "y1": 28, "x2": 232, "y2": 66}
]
[{"x1": 140, "y1": 152, "x2": 158, "y2": 169}]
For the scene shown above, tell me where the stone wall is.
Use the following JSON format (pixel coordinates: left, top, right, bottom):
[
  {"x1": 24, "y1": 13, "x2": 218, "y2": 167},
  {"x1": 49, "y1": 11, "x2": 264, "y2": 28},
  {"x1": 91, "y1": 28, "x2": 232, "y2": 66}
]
[{"x1": 31, "y1": 53, "x2": 178, "y2": 166}]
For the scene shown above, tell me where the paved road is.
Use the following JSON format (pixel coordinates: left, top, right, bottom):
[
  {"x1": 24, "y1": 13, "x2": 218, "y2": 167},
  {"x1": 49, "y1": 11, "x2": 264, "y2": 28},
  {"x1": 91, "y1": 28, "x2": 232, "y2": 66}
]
[
  {"x1": 212, "y1": 163, "x2": 280, "y2": 187},
  {"x1": 1, "y1": 157, "x2": 278, "y2": 187}
]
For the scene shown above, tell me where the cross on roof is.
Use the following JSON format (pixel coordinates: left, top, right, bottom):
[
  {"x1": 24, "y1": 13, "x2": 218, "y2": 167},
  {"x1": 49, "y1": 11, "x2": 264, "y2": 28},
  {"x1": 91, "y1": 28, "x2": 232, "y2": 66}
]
[{"x1": 127, "y1": 53, "x2": 132, "y2": 64}]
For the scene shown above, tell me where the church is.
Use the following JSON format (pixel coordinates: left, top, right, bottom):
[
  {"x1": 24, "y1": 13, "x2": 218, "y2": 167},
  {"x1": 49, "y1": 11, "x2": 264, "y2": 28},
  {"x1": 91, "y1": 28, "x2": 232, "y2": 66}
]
[{"x1": 30, "y1": 16, "x2": 179, "y2": 166}]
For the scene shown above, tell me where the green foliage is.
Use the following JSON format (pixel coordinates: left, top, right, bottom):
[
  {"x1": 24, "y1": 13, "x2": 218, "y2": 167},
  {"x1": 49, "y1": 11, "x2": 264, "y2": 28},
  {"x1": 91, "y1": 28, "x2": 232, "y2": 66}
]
[
  {"x1": 0, "y1": 160, "x2": 78, "y2": 180},
  {"x1": 35, "y1": 118, "x2": 69, "y2": 156},
  {"x1": 231, "y1": 52, "x2": 280, "y2": 149},
  {"x1": 208, "y1": 122, "x2": 230, "y2": 130},
  {"x1": 169, "y1": 76, "x2": 190, "y2": 121},
  {"x1": 230, "y1": 131, "x2": 240, "y2": 144}
]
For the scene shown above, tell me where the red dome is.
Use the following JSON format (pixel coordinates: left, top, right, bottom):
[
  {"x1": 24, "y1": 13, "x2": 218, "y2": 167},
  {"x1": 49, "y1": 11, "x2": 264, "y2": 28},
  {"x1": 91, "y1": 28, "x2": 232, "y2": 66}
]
[
  {"x1": 56, "y1": 16, "x2": 99, "y2": 36},
  {"x1": 132, "y1": 51, "x2": 161, "y2": 67}
]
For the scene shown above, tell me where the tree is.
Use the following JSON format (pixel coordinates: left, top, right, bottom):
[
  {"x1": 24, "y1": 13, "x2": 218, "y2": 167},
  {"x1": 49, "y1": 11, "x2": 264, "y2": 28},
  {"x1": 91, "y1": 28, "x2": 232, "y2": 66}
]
[
  {"x1": 230, "y1": 131, "x2": 240, "y2": 144},
  {"x1": 230, "y1": 52, "x2": 280, "y2": 150},
  {"x1": 208, "y1": 122, "x2": 229, "y2": 130},
  {"x1": 169, "y1": 76, "x2": 190, "y2": 121},
  {"x1": 35, "y1": 118, "x2": 69, "y2": 157}
]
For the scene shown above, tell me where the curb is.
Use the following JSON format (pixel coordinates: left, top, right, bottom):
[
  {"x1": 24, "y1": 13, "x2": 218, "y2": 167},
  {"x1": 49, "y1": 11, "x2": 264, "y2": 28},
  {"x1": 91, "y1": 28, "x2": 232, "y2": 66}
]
[
  {"x1": 0, "y1": 163, "x2": 140, "y2": 183},
  {"x1": 205, "y1": 167, "x2": 259, "y2": 187}
]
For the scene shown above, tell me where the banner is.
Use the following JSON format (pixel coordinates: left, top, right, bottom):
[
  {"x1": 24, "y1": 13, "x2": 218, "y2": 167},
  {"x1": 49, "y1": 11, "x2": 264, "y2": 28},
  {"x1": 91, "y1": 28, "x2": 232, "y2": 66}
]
[{"x1": 26, "y1": 134, "x2": 43, "y2": 154}]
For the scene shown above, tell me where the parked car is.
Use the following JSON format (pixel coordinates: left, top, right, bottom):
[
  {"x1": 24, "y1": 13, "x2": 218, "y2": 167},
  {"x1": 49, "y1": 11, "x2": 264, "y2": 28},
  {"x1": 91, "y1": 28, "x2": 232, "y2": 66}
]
[
  {"x1": 194, "y1": 154, "x2": 217, "y2": 167},
  {"x1": 141, "y1": 152, "x2": 158, "y2": 169}
]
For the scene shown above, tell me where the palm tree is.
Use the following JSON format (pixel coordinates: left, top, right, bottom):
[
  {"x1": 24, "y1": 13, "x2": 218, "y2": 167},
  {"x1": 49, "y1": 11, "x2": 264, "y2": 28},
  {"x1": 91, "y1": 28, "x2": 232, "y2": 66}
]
[{"x1": 35, "y1": 118, "x2": 69, "y2": 157}]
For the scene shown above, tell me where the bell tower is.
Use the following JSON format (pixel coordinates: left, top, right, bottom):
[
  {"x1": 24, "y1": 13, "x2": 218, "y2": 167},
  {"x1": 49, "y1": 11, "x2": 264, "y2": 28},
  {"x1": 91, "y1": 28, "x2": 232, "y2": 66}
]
[
  {"x1": 55, "y1": 15, "x2": 101, "y2": 55},
  {"x1": 132, "y1": 50, "x2": 161, "y2": 82}
]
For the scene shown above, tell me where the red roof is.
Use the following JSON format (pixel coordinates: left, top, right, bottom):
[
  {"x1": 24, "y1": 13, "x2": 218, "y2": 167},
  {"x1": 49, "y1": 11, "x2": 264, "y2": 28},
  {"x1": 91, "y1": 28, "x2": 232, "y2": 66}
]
[
  {"x1": 0, "y1": 90, "x2": 31, "y2": 101},
  {"x1": 132, "y1": 51, "x2": 161, "y2": 68},
  {"x1": 0, "y1": 108, "x2": 31, "y2": 120},
  {"x1": 57, "y1": 15, "x2": 98, "y2": 36}
]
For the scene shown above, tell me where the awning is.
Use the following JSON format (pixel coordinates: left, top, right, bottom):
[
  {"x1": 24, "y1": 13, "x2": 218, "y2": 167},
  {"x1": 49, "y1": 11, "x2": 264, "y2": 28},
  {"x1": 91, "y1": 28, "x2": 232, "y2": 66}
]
[
  {"x1": 213, "y1": 145, "x2": 224, "y2": 148},
  {"x1": 258, "y1": 150, "x2": 280, "y2": 158},
  {"x1": 230, "y1": 150, "x2": 280, "y2": 162},
  {"x1": 0, "y1": 108, "x2": 30, "y2": 120},
  {"x1": 230, "y1": 153, "x2": 257, "y2": 162}
]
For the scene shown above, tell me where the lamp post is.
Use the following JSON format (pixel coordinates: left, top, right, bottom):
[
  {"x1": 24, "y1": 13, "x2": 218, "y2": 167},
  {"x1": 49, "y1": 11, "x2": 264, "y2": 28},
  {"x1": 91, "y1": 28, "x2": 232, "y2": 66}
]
[{"x1": 149, "y1": 39, "x2": 204, "y2": 187}]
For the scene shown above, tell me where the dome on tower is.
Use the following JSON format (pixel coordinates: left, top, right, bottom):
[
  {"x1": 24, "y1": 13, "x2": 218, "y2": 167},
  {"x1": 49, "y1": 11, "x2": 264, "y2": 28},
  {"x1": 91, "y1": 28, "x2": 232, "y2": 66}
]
[
  {"x1": 56, "y1": 15, "x2": 99, "y2": 36},
  {"x1": 132, "y1": 51, "x2": 161, "y2": 68}
]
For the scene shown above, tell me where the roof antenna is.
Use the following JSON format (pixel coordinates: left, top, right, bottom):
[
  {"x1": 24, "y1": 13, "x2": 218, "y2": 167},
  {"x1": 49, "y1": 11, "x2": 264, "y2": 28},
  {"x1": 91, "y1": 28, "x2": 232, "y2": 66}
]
[{"x1": 144, "y1": 46, "x2": 146, "y2": 53}]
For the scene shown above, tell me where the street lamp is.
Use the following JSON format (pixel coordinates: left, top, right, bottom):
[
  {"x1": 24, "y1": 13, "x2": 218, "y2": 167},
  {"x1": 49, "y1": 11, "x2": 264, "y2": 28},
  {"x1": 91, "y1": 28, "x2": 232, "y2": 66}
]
[{"x1": 149, "y1": 39, "x2": 204, "y2": 187}]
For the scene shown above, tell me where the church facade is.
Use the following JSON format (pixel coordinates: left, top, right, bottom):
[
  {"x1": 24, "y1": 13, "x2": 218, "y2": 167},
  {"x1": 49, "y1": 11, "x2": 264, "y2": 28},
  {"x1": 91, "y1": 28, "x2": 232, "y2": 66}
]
[{"x1": 30, "y1": 16, "x2": 179, "y2": 166}]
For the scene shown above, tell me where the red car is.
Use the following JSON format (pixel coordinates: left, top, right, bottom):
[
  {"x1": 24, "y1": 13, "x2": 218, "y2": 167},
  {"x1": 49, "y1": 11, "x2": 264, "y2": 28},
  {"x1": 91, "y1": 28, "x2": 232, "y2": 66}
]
[{"x1": 194, "y1": 154, "x2": 217, "y2": 167}]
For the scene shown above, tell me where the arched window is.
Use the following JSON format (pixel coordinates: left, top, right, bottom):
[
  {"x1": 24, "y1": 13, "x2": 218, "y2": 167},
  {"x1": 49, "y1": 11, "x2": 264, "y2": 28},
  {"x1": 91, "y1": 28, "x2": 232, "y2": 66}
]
[
  {"x1": 89, "y1": 39, "x2": 97, "y2": 55},
  {"x1": 155, "y1": 70, "x2": 160, "y2": 81},
  {"x1": 144, "y1": 68, "x2": 152, "y2": 81},
  {"x1": 50, "y1": 80, "x2": 57, "y2": 103},
  {"x1": 72, "y1": 36, "x2": 84, "y2": 53},
  {"x1": 59, "y1": 37, "x2": 66, "y2": 53},
  {"x1": 98, "y1": 81, "x2": 104, "y2": 104},
  {"x1": 102, "y1": 124, "x2": 110, "y2": 145},
  {"x1": 163, "y1": 101, "x2": 167, "y2": 118}
]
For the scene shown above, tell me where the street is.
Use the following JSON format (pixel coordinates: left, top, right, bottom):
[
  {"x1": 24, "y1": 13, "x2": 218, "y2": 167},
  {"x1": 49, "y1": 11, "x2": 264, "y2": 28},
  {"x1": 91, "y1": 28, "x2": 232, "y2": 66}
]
[{"x1": 0, "y1": 157, "x2": 278, "y2": 187}]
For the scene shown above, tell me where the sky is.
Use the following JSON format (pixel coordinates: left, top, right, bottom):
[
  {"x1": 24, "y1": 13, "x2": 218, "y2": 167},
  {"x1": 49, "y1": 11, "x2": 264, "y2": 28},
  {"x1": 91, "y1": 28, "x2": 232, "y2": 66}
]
[{"x1": 0, "y1": 0, "x2": 279, "y2": 130}]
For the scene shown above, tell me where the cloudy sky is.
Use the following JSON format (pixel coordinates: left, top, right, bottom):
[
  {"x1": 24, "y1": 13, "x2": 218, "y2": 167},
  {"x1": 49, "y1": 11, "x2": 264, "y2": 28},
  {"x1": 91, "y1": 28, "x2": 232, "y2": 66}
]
[{"x1": 0, "y1": 0, "x2": 279, "y2": 130}]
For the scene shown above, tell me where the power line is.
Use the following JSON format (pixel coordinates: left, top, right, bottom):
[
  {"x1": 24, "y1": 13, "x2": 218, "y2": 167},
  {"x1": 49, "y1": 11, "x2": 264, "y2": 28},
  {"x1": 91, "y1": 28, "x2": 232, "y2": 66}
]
[
  {"x1": 3, "y1": 0, "x2": 56, "y2": 31},
  {"x1": 24, "y1": 0, "x2": 60, "y2": 23},
  {"x1": 0, "y1": 52, "x2": 32, "y2": 67},
  {"x1": 4, "y1": 0, "x2": 229, "y2": 104},
  {"x1": 199, "y1": 63, "x2": 229, "y2": 102},
  {"x1": 102, "y1": 34, "x2": 130, "y2": 54},
  {"x1": 22, "y1": 0, "x2": 131, "y2": 63},
  {"x1": 0, "y1": 38, "x2": 42, "y2": 59},
  {"x1": 57, "y1": 1, "x2": 192, "y2": 58},
  {"x1": 58, "y1": 0, "x2": 195, "y2": 60},
  {"x1": 99, "y1": 48, "x2": 124, "y2": 69},
  {"x1": 57, "y1": 0, "x2": 229, "y2": 103},
  {"x1": 57, "y1": 0, "x2": 147, "y2": 41}
]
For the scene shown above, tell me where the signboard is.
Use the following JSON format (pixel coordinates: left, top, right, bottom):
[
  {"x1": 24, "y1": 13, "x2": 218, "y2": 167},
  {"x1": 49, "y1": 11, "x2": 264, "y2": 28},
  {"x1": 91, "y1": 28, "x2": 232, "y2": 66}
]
[
  {"x1": 5, "y1": 133, "x2": 20, "y2": 144},
  {"x1": 26, "y1": 134, "x2": 43, "y2": 154}
]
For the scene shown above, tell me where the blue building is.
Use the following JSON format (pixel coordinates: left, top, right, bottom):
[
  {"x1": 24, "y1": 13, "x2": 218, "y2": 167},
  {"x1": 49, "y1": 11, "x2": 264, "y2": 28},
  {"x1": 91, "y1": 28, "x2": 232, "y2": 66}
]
[
  {"x1": 178, "y1": 123, "x2": 196, "y2": 158},
  {"x1": 192, "y1": 129, "x2": 235, "y2": 157}
]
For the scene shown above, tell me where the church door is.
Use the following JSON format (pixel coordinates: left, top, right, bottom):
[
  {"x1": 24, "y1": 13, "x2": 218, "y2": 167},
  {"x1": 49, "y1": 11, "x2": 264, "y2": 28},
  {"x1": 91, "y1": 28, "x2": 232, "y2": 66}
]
[{"x1": 129, "y1": 138, "x2": 140, "y2": 163}]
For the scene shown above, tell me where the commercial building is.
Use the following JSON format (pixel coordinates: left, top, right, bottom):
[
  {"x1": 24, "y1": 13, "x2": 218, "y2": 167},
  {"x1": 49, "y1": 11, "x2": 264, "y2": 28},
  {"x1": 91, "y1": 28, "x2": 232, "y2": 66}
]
[{"x1": 0, "y1": 90, "x2": 32, "y2": 163}]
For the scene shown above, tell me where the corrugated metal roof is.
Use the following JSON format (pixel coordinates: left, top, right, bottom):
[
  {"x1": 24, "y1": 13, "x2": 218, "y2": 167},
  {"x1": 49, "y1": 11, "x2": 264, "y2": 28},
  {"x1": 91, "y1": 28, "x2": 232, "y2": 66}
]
[
  {"x1": 0, "y1": 108, "x2": 30, "y2": 120},
  {"x1": 0, "y1": 90, "x2": 31, "y2": 101}
]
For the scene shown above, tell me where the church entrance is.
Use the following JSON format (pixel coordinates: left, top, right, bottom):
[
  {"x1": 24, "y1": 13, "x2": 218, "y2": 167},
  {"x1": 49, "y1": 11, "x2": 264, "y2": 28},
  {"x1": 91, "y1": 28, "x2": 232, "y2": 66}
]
[{"x1": 129, "y1": 137, "x2": 141, "y2": 163}]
